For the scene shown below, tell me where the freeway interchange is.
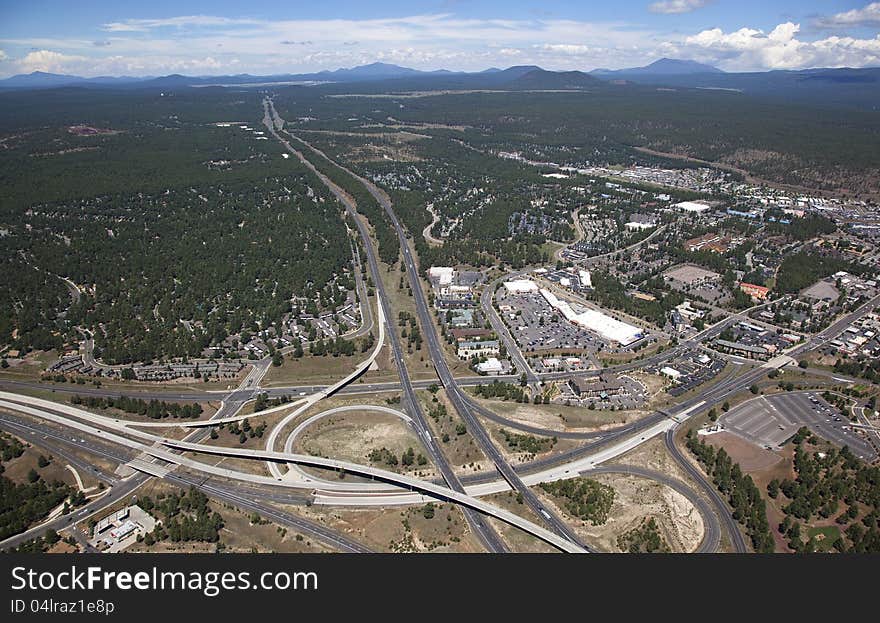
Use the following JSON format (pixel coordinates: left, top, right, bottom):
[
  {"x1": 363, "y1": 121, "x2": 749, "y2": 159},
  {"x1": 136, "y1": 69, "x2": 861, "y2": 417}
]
[{"x1": 2, "y1": 98, "x2": 878, "y2": 554}]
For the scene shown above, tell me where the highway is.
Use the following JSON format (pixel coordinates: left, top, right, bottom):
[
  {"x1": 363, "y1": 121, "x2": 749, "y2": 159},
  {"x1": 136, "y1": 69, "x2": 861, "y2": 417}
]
[
  {"x1": 0, "y1": 394, "x2": 585, "y2": 553},
  {"x1": 278, "y1": 125, "x2": 588, "y2": 549},
  {"x1": 263, "y1": 98, "x2": 508, "y2": 553},
  {"x1": 1, "y1": 298, "x2": 859, "y2": 554},
  {"x1": 0, "y1": 413, "x2": 373, "y2": 553},
  {"x1": 587, "y1": 465, "x2": 720, "y2": 553},
  {"x1": 3, "y1": 98, "x2": 876, "y2": 555},
  {"x1": 663, "y1": 426, "x2": 748, "y2": 553}
]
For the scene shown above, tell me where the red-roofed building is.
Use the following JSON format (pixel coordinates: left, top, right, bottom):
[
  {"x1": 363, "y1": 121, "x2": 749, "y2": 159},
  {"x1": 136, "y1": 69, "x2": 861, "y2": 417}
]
[{"x1": 739, "y1": 282, "x2": 769, "y2": 301}]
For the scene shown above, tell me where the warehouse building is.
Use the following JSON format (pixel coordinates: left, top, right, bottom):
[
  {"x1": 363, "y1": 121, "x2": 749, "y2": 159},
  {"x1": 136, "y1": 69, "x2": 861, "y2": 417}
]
[
  {"x1": 539, "y1": 288, "x2": 643, "y2": 346},
  {"x1": 457, "y1": 340, "x2": 500, "y2": 358},
  {"x1": 673, "y1": 200, "x2": 711, "y2": 214},
  {"x1": 503, "y1": 279, "x2": 539, "y2": 294}
]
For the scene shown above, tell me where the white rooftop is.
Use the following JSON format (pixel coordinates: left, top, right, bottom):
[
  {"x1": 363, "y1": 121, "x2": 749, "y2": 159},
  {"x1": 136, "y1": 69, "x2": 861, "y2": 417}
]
[
  {"x1": 540, "y1": 288, "x2": 642, "y2": 345},
  {"x1": 673, "y1": 201, "x2": 710, "y2": 213},
  {"x1": 504, "y1": 279, "x2": 539, "y2": 294},
  {"x1": 477, "y1": 357, "x2": 503, "y2": 373}
]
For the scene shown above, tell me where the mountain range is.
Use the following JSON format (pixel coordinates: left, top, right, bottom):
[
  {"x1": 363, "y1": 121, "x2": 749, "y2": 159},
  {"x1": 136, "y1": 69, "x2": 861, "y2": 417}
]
[
  {"x1": 591, "y1": 58, "x2": 723, "y2": 76},
  {"x1": 1, "y1": 59, "x2": 878, "y2": 110},
  {"x1": 0, "y1": 59, "x2": 714, "y2": 89}
]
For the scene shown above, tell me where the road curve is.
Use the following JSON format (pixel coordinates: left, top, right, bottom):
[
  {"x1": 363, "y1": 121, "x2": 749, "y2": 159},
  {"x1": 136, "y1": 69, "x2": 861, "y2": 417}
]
[
  {"x1": 663, "y1": 426, "x2": 748, "y2": 553},
  {"x1": 587, "y1": 464, "x2": 721, "y2": 553}
]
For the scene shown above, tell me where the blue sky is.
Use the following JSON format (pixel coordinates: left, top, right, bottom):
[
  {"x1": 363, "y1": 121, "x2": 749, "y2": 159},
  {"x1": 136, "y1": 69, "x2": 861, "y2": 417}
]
[{"x1": 1, "y1": 1, "x2": 879, "y2": 77}]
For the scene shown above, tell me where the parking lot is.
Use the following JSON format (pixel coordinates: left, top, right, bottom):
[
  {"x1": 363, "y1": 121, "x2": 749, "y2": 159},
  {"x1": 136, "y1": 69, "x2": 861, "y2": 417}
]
[
  {"x1": 649, "y1": 350, "x2": 725, "y2": 397},
  {"x1": 712, "y1": 321, "x2": 797, "y2": 360},
  {"x1": 496, "y1": 289, "x2": 607, "y2": 354},
  {"x1": 554, "y1": 374, "x2": 648, "y2": 410},
  {"x1": 720, "y1": 392, "x2": 877, "y2": 461}
]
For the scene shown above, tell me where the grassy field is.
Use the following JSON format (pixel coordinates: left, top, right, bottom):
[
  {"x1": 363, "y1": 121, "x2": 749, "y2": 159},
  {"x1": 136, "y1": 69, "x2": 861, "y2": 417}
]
[
  {"x1": 418, "y1": 389, "x2": 489, "y2": 473},
  {"x1": 484, "y1": 491, "x2": 557, "y2": 553},
  {"x1": 806, "y1": 525, "x2": 842, "y2": 552},
  {"x1": 287, "y1": 503, "x2": 483, "y2": 553},
  {"x1": 378, "y1": 258, "x2": 439, "y2": 382},
  {"x1": 261, "y1": 347, "x2": 396, "y2": 386},
  {"x1": 294, "y1": 410, "x2": 429, "y2": 476}
]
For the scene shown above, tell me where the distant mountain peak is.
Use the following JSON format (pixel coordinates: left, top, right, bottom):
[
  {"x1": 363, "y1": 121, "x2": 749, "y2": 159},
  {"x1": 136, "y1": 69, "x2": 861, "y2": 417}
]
[
  {"x1": 327, "y1": 62, "x2": 421, "y2": 77},
  {"x1": 643, "y1": 58, "x2": 723, "y2": 74},
  {"x1": 507, "y1": 68, "x2": 600, "y2": 90},
  {"x1": 591, "y1": 58, "x2": 722, "y2": 76}
]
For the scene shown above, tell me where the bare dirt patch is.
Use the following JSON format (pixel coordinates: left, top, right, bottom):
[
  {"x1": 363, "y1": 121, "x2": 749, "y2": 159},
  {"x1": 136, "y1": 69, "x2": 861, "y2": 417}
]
[
  {"x1": 705, "y1": 431, "x2": 785, "y2": 472},
  {"x1": 288, "y1": 503, "x2": 482, "y2": 553},
  {"x1": 67, "y1": 125, "x2": 120, "y2": 136},
  {"x1": 535, "y1": 472, "x2": 704, "y2": 552},
  {"x1": 295, "y1": 411, "x2": 425, "y2": 472}
]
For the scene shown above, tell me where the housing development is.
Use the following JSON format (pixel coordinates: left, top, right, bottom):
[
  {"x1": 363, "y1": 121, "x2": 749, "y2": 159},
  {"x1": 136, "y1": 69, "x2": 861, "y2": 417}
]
[{"x1": 3, "y1": 4, "x2": 880, "y2": 559}]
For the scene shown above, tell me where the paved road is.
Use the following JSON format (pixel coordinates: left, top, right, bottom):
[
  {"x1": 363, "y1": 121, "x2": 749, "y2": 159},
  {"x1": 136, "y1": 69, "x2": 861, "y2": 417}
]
[
  {"x1": 664, "y1": 425, "x2": 748, "y2": 553},
  {"x1": 265, "y1": 99, "x2": 508, "y2": 553},
  {"x1": 286, "y1": 130, "x2": 589, "y2": 551},
  {"x1": 0, "y1": 412, "x2": 373, "y2": 553},
  {"x1": 5, "y1": 100, "x2": 876, "y2": 554},
  {"x1": 0, "y1": 394, "x2": 585, "y2": 553},
  {"x1": 4, "y1": 291, "x2": 868, "y2": 554},
  {"x1": 587, "y1": 465, "x2": 721, "y2": 553},
  {"x1": 480, "y1": 274, "x2": 540, "y2": 389}
]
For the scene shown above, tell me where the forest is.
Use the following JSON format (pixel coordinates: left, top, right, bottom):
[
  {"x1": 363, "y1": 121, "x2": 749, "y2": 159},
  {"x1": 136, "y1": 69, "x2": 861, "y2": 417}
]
[
  {"x1": 275, "y1": 84, "x2": 880, "y2": 199},
  {"x1": 0, "y1": 92, "x2": 360, "y2": 362},
  {"x1": 539, "y1": 477, "x2": 615, "y2": 526},
  {"x1": 0, "y1": 431, "x2": 79, "y2": 542},
  {"x1": 775, "y1": 251, "x2": 865, "y2": 294},
  {"x1": 769, "y1": 428, "x2": 880, "y2": 553},
  {"x1": 70, "y1": 394, "x2": 204, "y2": 419},
  {"x1": 686, "y1": 430, "x2": 775, "y2": 553},
  {"x1": 138, "y1": 487, "x2": 225, "y2": 545}
]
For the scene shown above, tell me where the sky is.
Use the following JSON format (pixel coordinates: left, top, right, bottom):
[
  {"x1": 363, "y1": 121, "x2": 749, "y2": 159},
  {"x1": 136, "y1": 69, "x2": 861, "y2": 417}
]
[{"x1": 1, "y1": 1, "x2": 879, "y2": 78}]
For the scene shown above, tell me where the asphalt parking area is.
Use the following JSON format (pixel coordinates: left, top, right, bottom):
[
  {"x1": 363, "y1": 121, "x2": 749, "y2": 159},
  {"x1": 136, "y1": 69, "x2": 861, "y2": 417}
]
[{"x1": 720, "y1": 392, "x2": 877, "y2": 461}]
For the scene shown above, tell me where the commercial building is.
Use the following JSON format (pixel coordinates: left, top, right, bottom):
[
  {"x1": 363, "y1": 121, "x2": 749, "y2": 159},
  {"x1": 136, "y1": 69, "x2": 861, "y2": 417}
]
[
  {"x1": 539, "y1": 288, "x2": 643, "y2": 346},
  {"x1": 567, "y1": 376, "x2": 626, "y2": 398},
  {"x1": 428, "y1": 266, "x2": 455, "y2": 286},
  {"x1": 675, "y1": 301, "x2": 705, "y2": 322},
  {"x1": 625, "y1": 214, "x2": 657, "y2": 231},
  {"x1": 714, "y1": 338, "x2": 769, "y2": 359},
  {"x1": 450, "y1": 309, "x2": 475, "y2": 327},
  {"x1": 660, "y1": 366, "x2": 682, "y2": 381},
  {"x1": 673, "y1": 201, "x2": 711, "y2": 214},
  {"x1": 457, "y1": 340, "x2": 500, "y2": 358},
  {"x1": 684, "y1": 233, "x2": 732, "y2": 253},
  {"x1": 450, "y1": 328, "x2": 494, "y2": 341},
  {"x1": 503, "y1": 279, "x2": 539, "y2": 294},
  {"x1": 739, "y1": 282, "x2": 770, "y2": 301},
  {"x1": 578, "y1": 269, "x2": 592, "y2": 289},
  {"x1": 476, "y1": 357, "x2": 504, "y2": 374}
]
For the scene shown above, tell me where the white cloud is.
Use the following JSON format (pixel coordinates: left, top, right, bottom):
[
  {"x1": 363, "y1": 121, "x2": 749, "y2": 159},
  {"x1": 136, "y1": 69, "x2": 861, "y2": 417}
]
[
  {"x1": 102, "y1": 15, "x2": 261, "y2": 32},
  {"x1": 0, "y1": 49, "x2": 7, "y2": 62},
  {"x1": 1, "y1": 12, "x2": 879, "y2": 78},
  {"x1": 2, "y1": 14, "x2": 662, "y2": 76},
  {"x1": 535, "y1": 43, "x2": 594, "y2": 55},
  {"x1": 682, "y1": 22, "x2": 880, "y2": 70},
  {"x1": 18, "y1": 50, "x2": 88, "y2": 74},
  {"x1": 649, "y1": 0, "x2": 709, "y2": 15},
  {"x1": 815, "y1": 2, "x2": 880, "y2": 29}
]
